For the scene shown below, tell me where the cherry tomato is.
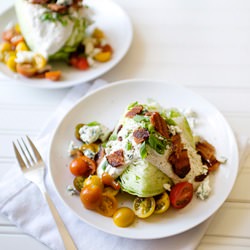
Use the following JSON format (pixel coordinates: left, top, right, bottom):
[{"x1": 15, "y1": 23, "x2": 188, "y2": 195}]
[
  {"x1": 133, "y1": 197, "x2": 155, "y2": 218},
  {"x1": 16, "y1": 63, "x2": 37, "y2": 77},
  {"x1": 113, "y1": 207, "x2": 135, "y2": 227},
  {"x1": 84, "y1": 175, "x2": 104, "y2": 190},
  {"x1": 101, "y1": 172, "x2": 120, "y2": 190},
  {"x1": 75, "y1": 123, "x2": 84, "y2": 140},
  {"x1": 170, "y1": 182, "x2": 193, "y2": 209},
  {"x1": 45, "y1": 71, "x2": 61, "y2": 81},
  {"x1": 103, "y1": 186, "x2": 119, "y2": 197},
  {"x1": 73, "y1": 176, "x2": 85, "y2": 192},
  {"x1": 69, "y1": 55, "x2": 89, "y2": 70},
  {"x1": 96, "y1": 194, "x2": 118, "y2": 217},
  {"x1": 80, "y1": 184, "x2": 102, "y2": 210},
  {"x1": 101, "y1": 44, "x2": 113, "y2": 53},
  {"x1": 69, "y1": 155, "x2": 96, "y2": 177},
  {"x1": 154, "y1": 192, "x2": 170, "y2": 214}
]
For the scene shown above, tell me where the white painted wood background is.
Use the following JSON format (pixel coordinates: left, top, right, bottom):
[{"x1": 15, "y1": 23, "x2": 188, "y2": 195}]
[{"x1": 0, "y1": 0, "x2": 250, "y2": 249}]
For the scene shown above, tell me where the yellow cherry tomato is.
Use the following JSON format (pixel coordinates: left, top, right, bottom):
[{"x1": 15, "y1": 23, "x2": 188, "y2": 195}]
[
  {"x1": 94, "y1": 51, "x2": 111, "y2": 62},
  {"x1": 0, "y1": 42, "x2": 12, "y2": 52},
  {"x1": 84, "y1": 175, "x2": 104, "y2": 190},
  {"x1": 3, "y1": 51, "x2": 16, "y2": 64},
  {"x1": 6, "y1": 55, "x2": 17, "y2": 71},
  {"x1": 96, "y1": 193, "x2": 118, "y2": 217},
  {"x1": 92, "y1": 28, "x2": 105, "y2": 39},
  {"x1": 113, "y1": 207, "x2": 135, "y2": 227},
  {"x1": 154, "y1": 192, "x2": 170, "y2": 214},
  {"x1": 15, "y1": 41, "x2": 28, "y2": 52},
  {"x1": 33, "y1": 54, "x2": 46, "y2": 70},
  {"x1": 133, "y1": 197, "x2": 155, "y2": 219}
]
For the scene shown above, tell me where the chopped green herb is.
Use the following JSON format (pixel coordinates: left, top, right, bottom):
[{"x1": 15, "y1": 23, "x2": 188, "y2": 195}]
[
  {"x1": 87, "y1": 121, "x2": 100, "y2": 127},
  {"x1": 148, "y1": 134, "x2": 166, "y2": 154},
  {"x1": 140, "y1": 141, "x2": 147, "y2": 159},
  {"x1": 125, "y1": 141, "x2": 132, "y2": 151},
  {"x1": 133, "y1": 115, "x2": 150, "y2": 123},
  {"x1": 127, "y1": 101, "x2": 138, "y2": 110},
  {"x1": 40, "y1": 11, "x2": 69, "y2": 26},
  {"x1": 109, "y1": 134, "x2": 117, "y2": 141}
]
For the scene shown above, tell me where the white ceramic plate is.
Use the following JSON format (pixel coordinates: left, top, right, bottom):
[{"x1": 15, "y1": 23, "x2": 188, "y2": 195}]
[
  {"x1": 49, "y1": 79, "x2": 239, "y2": 239},
  {"x1": 0, "y1": 0, "x2": 133, "y2": 89}
]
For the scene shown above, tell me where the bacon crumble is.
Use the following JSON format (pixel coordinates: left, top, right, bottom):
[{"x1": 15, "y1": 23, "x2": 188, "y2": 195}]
[
  {"x1": 125, "y1": 105, "x2": 143, "y2": 118},
  {"x1": 106, "y1": 149, "x2": 125, "y2": 168},
  {"x1": 150, "y1": 112, "x2": 170, "y2": 138},
  {"x1": 168, "y1": 134, "x2": 191, "y2": 178},
  {"x1": 133, "y1": 128, "x2": 150, "y2": 144}
]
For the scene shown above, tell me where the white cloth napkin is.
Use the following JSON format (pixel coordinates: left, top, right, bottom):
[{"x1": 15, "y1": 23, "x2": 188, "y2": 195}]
[{"x1": 0, "y1": 79, "x2": 249, "y2": 250}]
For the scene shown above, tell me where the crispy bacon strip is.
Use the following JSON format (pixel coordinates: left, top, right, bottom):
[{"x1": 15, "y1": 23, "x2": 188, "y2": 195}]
[
  {"x1": 196, "y1": 140, "x2": 220, "y2": 172},
  {"x1": 47, "y1": 3, "x2": 68, "y2": 13},
  {"x1": 150, "y1": 112, "x2": 170, "y2": 139},
  {"x1": 125, "y1": 105, "x2": 143, "y2": 118},
  {"x1": 106, "y1": 149, "x2": 125, "y2": 168},
  {"x1": 168, "y1": 134, "x2": 191, "y2": 178},
  {"x1": 133, "y1": 128, "x2": 150, "y2": 144}
]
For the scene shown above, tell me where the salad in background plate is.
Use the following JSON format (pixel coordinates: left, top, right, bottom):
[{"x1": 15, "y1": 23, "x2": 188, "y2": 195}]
[{"x1": 0, "y1": 0, "x2": 114, "y2": 81}]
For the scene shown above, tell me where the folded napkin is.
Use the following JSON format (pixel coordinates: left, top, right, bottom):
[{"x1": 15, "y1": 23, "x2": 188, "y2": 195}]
[{"x1": 0, "y1": 79, "x2": 249, "y2": 250}]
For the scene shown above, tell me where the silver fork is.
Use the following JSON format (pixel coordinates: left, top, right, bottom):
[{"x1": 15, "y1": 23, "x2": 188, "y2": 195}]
[{"x1": 13, "y1": 136, "x2": 77, "y2": 250}]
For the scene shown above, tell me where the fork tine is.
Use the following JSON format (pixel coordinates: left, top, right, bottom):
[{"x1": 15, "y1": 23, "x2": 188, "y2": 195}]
[
  {"x1": 17, "y1": 139, "x2": 32, "y2": 167},
  {"x1": 21, "y1": 137, "x2": 35, "y2": 164},
  {"x1": 26, "y1": 136, "x2": 42, "y2": 161},
  {"x1": 13, "y1": 142, "x2": 27, "y2": 171}
]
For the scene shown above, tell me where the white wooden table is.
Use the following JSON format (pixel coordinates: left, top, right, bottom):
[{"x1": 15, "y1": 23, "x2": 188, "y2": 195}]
[{"x1": 1, "y1": 0, "x2": 250, "y2": 249}]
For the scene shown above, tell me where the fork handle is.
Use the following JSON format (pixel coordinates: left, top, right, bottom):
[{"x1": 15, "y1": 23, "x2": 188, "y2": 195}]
[{"x1": 43, "y1": 191, "x2": 77, "y2": 250}]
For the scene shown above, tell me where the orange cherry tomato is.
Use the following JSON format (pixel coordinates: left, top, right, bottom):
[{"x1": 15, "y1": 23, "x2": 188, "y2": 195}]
[
  {"x1": 96, "y1": 193, "x2": 118, "y2": 217},
  {"x1": 69, "y1": 155, "x2": 96, "y2": 177},
  {"x1": 169, "y1": 182, "x2": 193, "y2": 209},
  {"x1": 101, "y1": 172, "x2": 120, "y2": 190},
  {"x1": 16, "y1": 63, "x2": 37, "y2": 77},
  {"x1": 80, "y1": 184, "x2": 102, "y2": 210},
  {"x1": 45, "y1": 71, "x2": 61, "y2": 81}
]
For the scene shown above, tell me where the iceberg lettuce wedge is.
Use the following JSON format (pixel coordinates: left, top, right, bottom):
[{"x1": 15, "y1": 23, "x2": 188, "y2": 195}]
[{"x1": 119, "y1": 159, "x2": 173, "y2": 197}]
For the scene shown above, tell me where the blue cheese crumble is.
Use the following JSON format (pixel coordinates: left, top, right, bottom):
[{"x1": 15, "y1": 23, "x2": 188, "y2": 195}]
[{"x1": 79, "y1": 124, "x2": 110, "y2": 144}]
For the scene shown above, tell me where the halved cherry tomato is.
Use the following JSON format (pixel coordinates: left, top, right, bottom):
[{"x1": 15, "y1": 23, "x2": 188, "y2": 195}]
[
  {"x1": 16, "y1": 63, "x2": 36, "y2": 77},
  {"x1": 73, "y1": 176, "x2": 85, "y2": 192},
  {"x1": 69, "y1": 155, "x2": 96, "y2": 177},
  {"x1": 101, "y1": 172, "x2": 120, "y2": 190},
  {"x1": 170, "y1": 182, "x2": 193, "y2": 209},
  {"x1": 45, "y1": 71, "x2": 61, "y2": 81},
  {"x1": 154, "y1": 192, "x2": 170, "y2": 214},
  {"x1": 113, "y1": 207, "x2": 135, "y2": 227},
  {"x1": 96, "y1": 193, "x2": 118, "y2": 217},
  {"x1": 133, "y1": 197, "x2": 155, "y2": 218},
  {"x1": 103, "y1": 186, "x2": 119, "y2": 197},
  {"x1": 69, "y1": 55, "x2": 89, "y2": 70},
  {"x1": 80, "y1": 184, "x2": 102, "y2": 210}
]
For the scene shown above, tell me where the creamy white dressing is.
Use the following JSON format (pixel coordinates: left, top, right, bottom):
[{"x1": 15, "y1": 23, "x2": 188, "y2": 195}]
[
  {"x1": 15, "y1": 51, "x2": 36, "y2": 63},
  {"x1": 97, "y1": 117, "x2": 143, "y2": 179}
]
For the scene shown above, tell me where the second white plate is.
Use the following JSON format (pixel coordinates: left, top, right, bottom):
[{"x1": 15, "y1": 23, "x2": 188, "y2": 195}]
[{"x1": 0, "y1": 0, "x2": 133, "y2": 88}]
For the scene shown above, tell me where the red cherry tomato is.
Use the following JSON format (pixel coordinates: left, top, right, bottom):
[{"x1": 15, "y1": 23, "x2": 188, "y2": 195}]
[
  {"x1": 69, "y1": 155, "x2": 96, "y2": 177},
  {"x1": 170, "y1": 182, "x2": 193, "y2": 209},
  {"x1": 69, "y1": 55, "x2": 89, "y2": 70}
]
